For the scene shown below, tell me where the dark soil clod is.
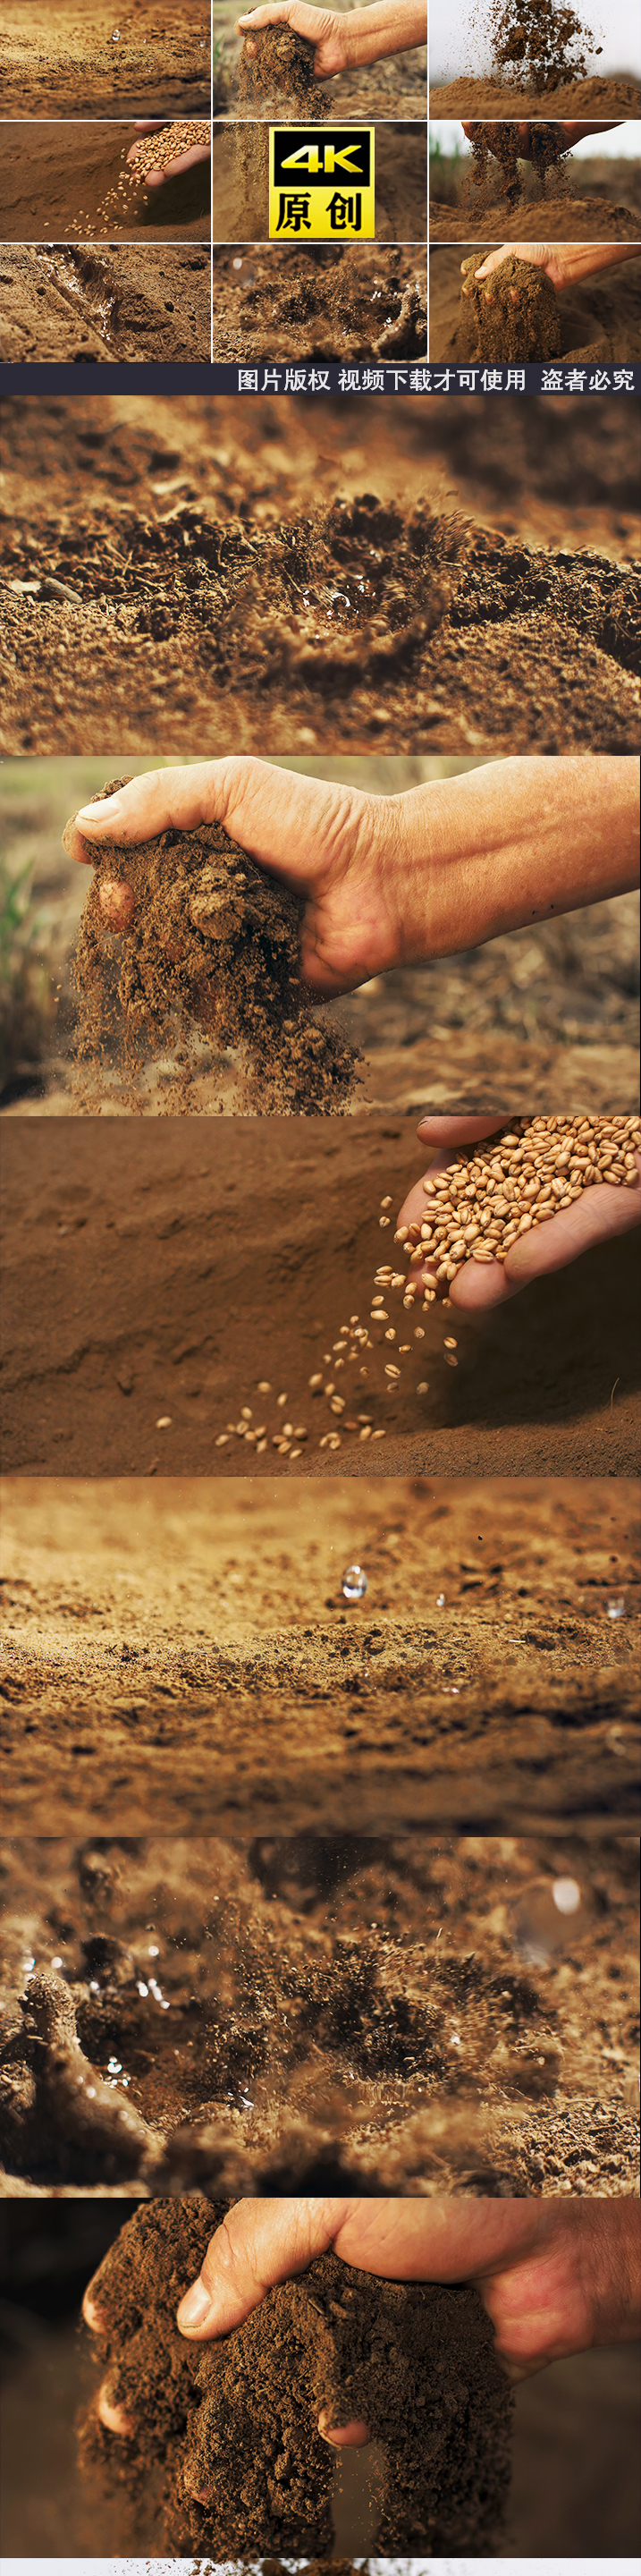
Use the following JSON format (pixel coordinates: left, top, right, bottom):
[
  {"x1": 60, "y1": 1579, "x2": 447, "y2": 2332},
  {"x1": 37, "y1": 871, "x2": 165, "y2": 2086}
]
[
  {"x1": 460, "y1": 250, "x2": 562, "y2": 360},
  {"x1": 238, "y1": 24, "x2": 324, "y2": 117},
  {"x1": 66, "y1": 776, "x2": 359, "y2": 1114},
  {"x1": 79, "y1": 2199, "x2": 514, "y2": 2554}
]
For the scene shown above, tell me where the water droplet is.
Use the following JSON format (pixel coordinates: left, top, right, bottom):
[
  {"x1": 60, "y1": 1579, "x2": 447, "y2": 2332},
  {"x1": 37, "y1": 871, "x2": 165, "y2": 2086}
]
[
  {"x1": 607, "y1": 1597, "x2": 625, "y2": 1620},
  {"x1": 89, "y1": 1979, "x2": 100, "y2": 1994},
  {"x1": 112, "y1": 26, "x2": 121, "y2": 39},
  {"x1": 51, "y1": 1955, "x2": 63, "y2": 1968},
  {"x1": 552, "y1": 1877, "x2": 581, "y2": 1916},
  {"x1": 342, "y1": 1563, "x2": 367, "y2": 1601},
  {"x1": 148, "y1": 1943, "x2": 160, "y2": 1956},
  {"x1": 138, "y1": 1980, "x2": 149, "y2": 1996},
  {"x1": 436, "y1": 1592, "x2": 445, "y2": 1607},
  {"x1": 107, "y1": 2057, "x2": 122, "y2": 2074}
]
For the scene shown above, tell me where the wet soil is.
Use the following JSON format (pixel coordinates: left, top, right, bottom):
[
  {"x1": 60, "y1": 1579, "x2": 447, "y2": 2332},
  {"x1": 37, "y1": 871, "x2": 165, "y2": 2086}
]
[
  {"x1": 0, "y1": 1, "x2": 211, "y2": 120},
  {"x1": 430, "y1": 76, "x2": 641, "y2": 117},
  {"x1": 68, "y1": 775, "x2": 358, "y2": 1114},
  {"x1": 1, "y1": 394, "x2": 639, "y2": 759},
  {"x1": 2, "y1": 1119, "x2": 640, "y2": 1479},
  {"x1": 2, "y1": 757, "x2": 638, "y2": 1120},
  {"x1": 0, "y1": 246, "x2": 210, "y2": 363},
  {"x1": 213, "y1": 121, "x2": 427, "y2": 243},
  {"x1": 79, "y1": 2200, "x2": 513, "y2": 2553},
  {"x1": 430, "y1": 243, "x2": 641, "y2": 366},
  {"x1": 1, "y1": 1466, "x2": 638, "y2": 1835},
  {"x1": 0, "y1": 1831, "x2": 638, "y2": 2195},
  {"x1": 0, "y1": 123, "x2": 211, "y2": 245},
  {"x1": 459, "y1": 250, "x2": 562, "y2": 360},
  {"x1": 211, "y1": 244, "x2": 427, "y2": 361}
]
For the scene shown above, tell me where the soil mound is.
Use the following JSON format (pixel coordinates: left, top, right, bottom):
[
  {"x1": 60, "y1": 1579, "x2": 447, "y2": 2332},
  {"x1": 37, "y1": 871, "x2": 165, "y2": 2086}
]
[
  {"x1": 460, "y1": 249, "x2": 561, "y2": 359},
  {"x1": 430, "y1": 74, "x2": 641, "y2": 117},
  {"x1": 79, "y1": 2199, "x2": 513, "y2": 2552},
  {"x1": 66, "y1": 777, "x2": 358, "y2": 1114},
  {"x1": 238, "y1": 23, "x2": 323, "y2": 115}
]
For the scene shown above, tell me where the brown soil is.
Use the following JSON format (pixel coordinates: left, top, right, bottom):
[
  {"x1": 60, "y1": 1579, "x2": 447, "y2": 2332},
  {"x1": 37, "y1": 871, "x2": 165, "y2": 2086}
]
[
  {"x1": 430, "y1": 242, "x2": 641, "y2": 366},
  {"x1": 0, "y1": 1832, "x2": 638, "y2": 2195},
  {"x1": 430, "y1": 186, "x2": 641, "y2": 242},
  {"x1": 1, "y1": 395, "x2": 639, "y2": 760},
  {"x1": 2, "y1": 1121, "x2": 640, "y2": 1481},
  {"x1": 466, "y1": 117, "x2": 570, "y2": 205},
  {"x1": 0, "y1": 246, "x2": 210, "y2": 363},
  {"x1": 485, "y1": 0, "x2": 597, "y2": 90},
  {"x1": 212, "y1": 243, "x2": 427, "y2": 361},
  {"x1": 68, "y1": 776, "x2": 358, "y2": 1114},
  {"x1": 460, "y1": 249, "x2": 562, "y2": 358},
  {"x1": 215, "y1": 0, "x2": 427, "y2": 123},
  {"x1": 0, "y1": 0, "x2": 211, "y2": 120},
  {"x1": 0, "y1": 123, "x2": 211, "y2": 245},
  {"x1": 213, "y1": 121, "x2": 428, "y2": 244},
  {"x1": 3, "y1": 758, "x2": 637, "y2": 1122},
  {"x1": 430, "y1": 75, "x2": 641, "y2": 116},
  {"x1": 238, "y1": 23, "x2": 322, "y2": 117},
  {"x1": 79, "y1": 2201, "x2": 513, "y2": 2553}
]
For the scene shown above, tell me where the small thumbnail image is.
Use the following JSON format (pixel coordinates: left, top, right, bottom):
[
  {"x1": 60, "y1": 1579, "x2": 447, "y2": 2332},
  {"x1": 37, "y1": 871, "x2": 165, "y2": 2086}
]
[
  {"x1": 0, "y1": 245, "x2": 211, "y2": 364},
  {"x1": 429, "y1": 116, "x2": 641, "y2": 242},
  {"x1": 212, "y1": 242, "x2": 426, "y2": 360},
  {"x1": 3, "y1": 0, "x2": 211, "y2": 121},
  {"x1": 428, "y1": 0, "x2": 641, "y2": 120},
  {"x1": 214, "y1": 0, "x2": 428, "y2": 123},
  {"x1": 429, "y1": 237, "x2": 641, "y2": 364},
  {"x1": 0, "y1": 120, "x2": 211, "y2": 246},
  {"x1": 213, "y1": 120, "x2": 427, "y2": 243}
]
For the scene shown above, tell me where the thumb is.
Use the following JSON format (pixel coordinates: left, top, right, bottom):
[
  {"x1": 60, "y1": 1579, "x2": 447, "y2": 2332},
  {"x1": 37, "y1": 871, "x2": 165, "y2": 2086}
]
[{"x1": 176, "y1": 2196, "x2": 350, "y2": 2340}]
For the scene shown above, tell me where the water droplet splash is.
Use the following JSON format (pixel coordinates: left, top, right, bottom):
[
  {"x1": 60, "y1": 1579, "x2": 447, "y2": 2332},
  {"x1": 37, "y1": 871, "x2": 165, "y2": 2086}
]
[
  {"x1": 112, "y1": 26, "x2": 121, "y2": 39},
  {"x1": 436, "y1": 1592, "x2": 445, "y2": 1607},
  {"x1": 342, "y1": 1563, "x2": 367, "y2": 1601},
  {"x1": 552, "y1": 1877, "x2": 581, "y2": 1916},
  {"x1": 607, "y1": 1597, "x2": 625, "y2": 1620}
]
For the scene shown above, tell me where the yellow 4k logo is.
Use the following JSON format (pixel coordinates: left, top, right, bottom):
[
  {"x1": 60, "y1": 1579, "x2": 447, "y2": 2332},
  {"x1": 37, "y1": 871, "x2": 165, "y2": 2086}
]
[{"x1": 269, "y1": 126, "x2": 375, "y2": 239}]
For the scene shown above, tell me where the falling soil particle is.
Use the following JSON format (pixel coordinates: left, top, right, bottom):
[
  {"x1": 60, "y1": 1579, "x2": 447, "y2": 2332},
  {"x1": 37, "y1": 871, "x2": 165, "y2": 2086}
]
[
  {"x1": 460, "y1": 250, "x2": 561, "y2": 360},
  {"x1": 467, "y1": 119, "x2": 569, "y2": 209},
  {"x1": 238, "y1": 24, "x2": 323, "y2": 116},
  {"x1": 66, "y1": 777, "x2": 358, "y2": 1115},
  {"x1": 487, "y1": 0, "x2": 596, "y2": 91},
  {"x1": 1, "y1": 1831, "x2": 638, "y2": 2196},
  {"x1": 79, "y1": 2199, "x2": 514, "y2": 2552},
  {"x1": 212, "y1": 244, "x2": 426, "y2": 362}
]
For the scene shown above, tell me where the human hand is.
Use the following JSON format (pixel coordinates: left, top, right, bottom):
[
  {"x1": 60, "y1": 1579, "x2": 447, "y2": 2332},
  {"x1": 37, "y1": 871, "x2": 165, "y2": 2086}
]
[
  {"x1": 397, "y1": 1117, "x2": 641, "y2": 1310},
  {"x1": 237, "y1": 3, "x2": 350, "y2": 79},
  {"x1": 460, "y1": 120, "x2": 622, "y2": 158},
  {"x1": 465, "y1": 242, "x2": 640, "y2": 296},
  {"x1": 127, "y1": 120, "x2": 211, "y2": 189},
  {"x1": 82, "y1": 2197, "x2": 641, "y2": 2461},
  {"x1": 67, "y1": 757, "x2": 403, "y2": 997}
]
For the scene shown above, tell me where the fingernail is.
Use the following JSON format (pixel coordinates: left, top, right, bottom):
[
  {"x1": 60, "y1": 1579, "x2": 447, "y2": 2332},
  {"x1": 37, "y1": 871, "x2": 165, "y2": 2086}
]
[
  {"x1": 76, "y1": 794, "x2": 122, "y2": 823},
  {"x1": 177, "y1": 2278, "x2": 212, "y2": 2330}
]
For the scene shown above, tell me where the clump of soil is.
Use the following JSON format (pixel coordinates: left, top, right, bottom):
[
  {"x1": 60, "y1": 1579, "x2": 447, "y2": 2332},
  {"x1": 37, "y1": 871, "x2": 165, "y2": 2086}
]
[
  {"x1": 238, "y1": 24, "x2": 324, "y2": 117},
  {"x1": 79, "y1": 2199, "x2": 514, "y2": 2553},
  {"x1": 460, "y1": 250, "x2": 561, "y2": 359},
  {"x1": 213, "y1": 245, "x2": 426, "y2": 362},
  {"x1": 467, "y1": 119, "x2": 569, "y2": 210},
  {"x1": 489, "y1": 0, "x2": 598, "y2": 90},
  {"x1": 66, "y1": 777, "x2": 358, "y2": 1114}
]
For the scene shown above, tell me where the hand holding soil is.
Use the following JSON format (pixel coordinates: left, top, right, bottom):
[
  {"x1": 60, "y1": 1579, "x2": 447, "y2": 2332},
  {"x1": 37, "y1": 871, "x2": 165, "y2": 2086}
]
[
  {"x1": 71, "y1": 753, "x2": 640, "y2": 1000},
  {"x1": 82, "y1": 2198, "x2": 641, "y2": 2471},
  {"x1": 397, "y1": 1115, "x2": 641, "y2": 1311},
  {"x1": 238, "y1": 0, "x2": 427, "y2": 76},
  {"x1": 127, "y1": 119, "x2": 212, "y2": 189},
  {"x1": 461, "y1": 119, "x2": 625, "y2": 157},
  {"x1": 468, "y1": 240, "x2": 641, "y2": 295}
]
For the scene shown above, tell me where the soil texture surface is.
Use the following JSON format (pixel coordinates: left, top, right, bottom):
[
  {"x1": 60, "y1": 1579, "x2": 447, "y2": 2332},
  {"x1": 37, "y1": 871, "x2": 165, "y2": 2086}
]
[
  {"x1": 215, "y1": 0, "x2": 427, "y2": 123},
  {"x1": 2, "y1": 1120, "x2": 640, "y2": 1478},
  {"x1": 213, "y1": 122, "x2": 427, "y2": 243},
  {"x1": 68, "y1": 775, "x2": 358, "y2": 1114},
  {"x1": 211, "y1": 245, "x2": 427, "y2": 362},
  {"x1": 2, "y1": 756, "x2": 638, "y2": 1119},
  {"x1": 0, "y1": 2, "x2": 211, "y2": 120},
  {"x1": 430, "y1": 78, "x2": 641, "y2": 118},
  {"x1": 431, "y1": 242, "x2": 641, "y2": 365},
  {"x1": 1, "y1": 395, "x2": 639, "y2": 758},
  {"x1": 429, "y1": 137, "x2": 641, "y2": 243},
  {"x1": 0, "y1": 1832, "x2": 637, "y2": 2195},
  {"x1": 0, "y1": 123, "x2": 211, "y2": 245},
  {"x1": 0, "y1": 246, "x2": 210, "y2": 363},
  {"x1": 1, "y1": 1476, "x2": 638, "y2": 1835},
  {"x1": 78, "y1": 2200, "x2": 513, "y2": 2553}
]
